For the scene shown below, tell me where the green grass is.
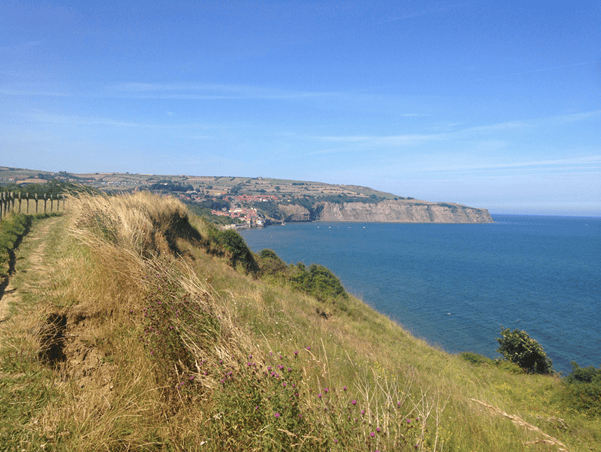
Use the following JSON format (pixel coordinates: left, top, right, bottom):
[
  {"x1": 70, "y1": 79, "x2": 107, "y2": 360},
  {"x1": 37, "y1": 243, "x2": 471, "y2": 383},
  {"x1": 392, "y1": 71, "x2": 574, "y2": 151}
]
[{"x1": 0, "y1": 194, "x2": 599, "y2": 451}]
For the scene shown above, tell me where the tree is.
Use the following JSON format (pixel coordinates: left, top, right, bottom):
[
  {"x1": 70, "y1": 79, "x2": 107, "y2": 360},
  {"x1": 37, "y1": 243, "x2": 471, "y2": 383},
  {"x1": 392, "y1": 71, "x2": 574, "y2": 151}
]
[{"x1": 497, "y1": 328, "x2": 553, "y2": 374}]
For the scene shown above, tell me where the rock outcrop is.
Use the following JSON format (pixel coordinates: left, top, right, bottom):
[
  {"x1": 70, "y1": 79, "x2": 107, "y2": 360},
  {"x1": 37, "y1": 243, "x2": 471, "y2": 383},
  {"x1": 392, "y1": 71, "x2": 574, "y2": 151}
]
[
  {"x1": 277, "y1": 203, "x2": 311, "y2": 222},
  {"x1": 314, "y1": 200, "x2": 493, "y2": 223}
]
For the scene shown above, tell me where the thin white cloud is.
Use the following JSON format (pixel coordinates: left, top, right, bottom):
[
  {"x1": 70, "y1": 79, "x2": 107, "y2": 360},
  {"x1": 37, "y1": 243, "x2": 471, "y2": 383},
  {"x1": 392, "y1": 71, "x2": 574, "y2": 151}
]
[
  {"x1": 0, "y1": 88, "x2": 71, "y2": 97},
  {"x1": 315, "y1": 110, "x2": 601, "y2": 146},
  {"x1": 319, "y1": 134, "x2": 442, "y2": 145},
  {"x1": 107, "y1": 82, "x2": 336, "y2": 100},
  {"x1": 412, "y1": 155, "x2": 601, "y2": 172}
]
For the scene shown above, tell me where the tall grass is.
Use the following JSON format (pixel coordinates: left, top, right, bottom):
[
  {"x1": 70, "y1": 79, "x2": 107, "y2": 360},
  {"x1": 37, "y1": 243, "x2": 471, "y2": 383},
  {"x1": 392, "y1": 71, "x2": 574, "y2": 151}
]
[{"x1": 4, "y1": 192, "x2": 597, "y2": 451}]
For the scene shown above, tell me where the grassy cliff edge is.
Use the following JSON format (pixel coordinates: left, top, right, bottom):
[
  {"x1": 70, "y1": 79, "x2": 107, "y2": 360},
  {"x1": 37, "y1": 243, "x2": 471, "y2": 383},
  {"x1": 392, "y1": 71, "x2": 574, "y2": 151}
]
[{"x1": 0, "y1": 193, "x2": 598, "y2": 451}]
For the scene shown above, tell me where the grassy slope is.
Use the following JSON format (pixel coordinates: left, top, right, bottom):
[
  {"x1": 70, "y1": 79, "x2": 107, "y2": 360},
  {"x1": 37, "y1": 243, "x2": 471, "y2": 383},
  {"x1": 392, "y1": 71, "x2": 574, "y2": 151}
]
[{"x1": 0, "y1": 193, "x2": 598, "y2": 451}]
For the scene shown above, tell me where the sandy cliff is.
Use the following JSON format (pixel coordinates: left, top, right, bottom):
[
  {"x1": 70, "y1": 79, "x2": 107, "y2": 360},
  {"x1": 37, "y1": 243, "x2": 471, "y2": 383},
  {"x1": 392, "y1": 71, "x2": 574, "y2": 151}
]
[{"x1": 315, "y1": 200, "x2": 493, "y2": 223}]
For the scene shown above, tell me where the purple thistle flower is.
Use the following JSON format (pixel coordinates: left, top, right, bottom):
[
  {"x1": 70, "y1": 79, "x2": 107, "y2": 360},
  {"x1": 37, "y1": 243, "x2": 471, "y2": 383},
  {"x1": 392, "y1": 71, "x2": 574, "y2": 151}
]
[
  {"x1": 317, "y1": 394, "x2": 322, "y2": 398},
  {"x1": 343, "y1": 386, "x2": 347, "y2": 391},
  {"x1": 351, "y1": 400, "x2": 357, "y2": 405},
  {"x1": 274, "y1": 413, "x2": 280, "y2": 418},
  {"x1": 370, "y1": 432, "x2": 375, "y2": 437}
]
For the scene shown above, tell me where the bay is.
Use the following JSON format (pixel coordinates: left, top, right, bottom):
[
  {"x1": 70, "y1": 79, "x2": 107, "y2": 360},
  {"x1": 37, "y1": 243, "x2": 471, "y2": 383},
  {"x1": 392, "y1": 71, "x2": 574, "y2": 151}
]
[{"x1": 241, "y1": 215, "x2": 601, "y2": 374}]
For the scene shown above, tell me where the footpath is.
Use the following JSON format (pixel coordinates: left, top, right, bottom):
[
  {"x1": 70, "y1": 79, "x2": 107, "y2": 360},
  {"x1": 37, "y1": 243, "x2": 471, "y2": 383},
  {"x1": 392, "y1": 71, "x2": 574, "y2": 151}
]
[{"x1": 0, "y1": 217, "x2": 59, "y2": 323}]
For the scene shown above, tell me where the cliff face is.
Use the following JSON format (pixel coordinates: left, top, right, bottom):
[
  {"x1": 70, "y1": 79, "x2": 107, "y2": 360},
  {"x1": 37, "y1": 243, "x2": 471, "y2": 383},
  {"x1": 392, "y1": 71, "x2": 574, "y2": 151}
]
[
  {"x1": 277, "y1": 203, "x2": 311, "y2": 222},
  {"x1": 315, "y1": 200, "x2": 493, "y2": 223}
]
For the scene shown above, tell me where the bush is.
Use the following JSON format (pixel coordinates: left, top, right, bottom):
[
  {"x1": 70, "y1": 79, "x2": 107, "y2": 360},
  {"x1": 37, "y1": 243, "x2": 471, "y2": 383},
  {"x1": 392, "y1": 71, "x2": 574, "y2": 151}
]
[
  {"x1": 290, "y1": 263, "x2": 348, "y2": 303},
  {"x1": 496, "y1": 328, "x2": 553, "y2": 374},
  {"x1": 562, "y1": 362, "x2": 601, "y2": 416},
  {"x1": 257, "y1": 249, "x2": 287, "y2": 276},
  {"x1": 460, "y1": 352, "x2": 492, "y2": 366},
  {"x1": 214, "y1": 229, "x2": 259, "y2": 274}
]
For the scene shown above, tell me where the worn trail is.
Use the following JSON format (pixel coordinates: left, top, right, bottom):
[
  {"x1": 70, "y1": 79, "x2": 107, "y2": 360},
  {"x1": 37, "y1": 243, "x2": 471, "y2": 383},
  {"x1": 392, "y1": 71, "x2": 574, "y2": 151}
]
[{"x1": 0, "y1": 217, "x2": 59, "y2": 323}]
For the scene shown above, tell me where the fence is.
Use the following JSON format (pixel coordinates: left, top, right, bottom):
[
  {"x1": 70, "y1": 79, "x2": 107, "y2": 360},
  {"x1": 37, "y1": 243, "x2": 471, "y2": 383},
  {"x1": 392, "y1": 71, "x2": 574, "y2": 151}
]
[{"x1": 0, "y1": 192, "x2": 66, "y2": 221}]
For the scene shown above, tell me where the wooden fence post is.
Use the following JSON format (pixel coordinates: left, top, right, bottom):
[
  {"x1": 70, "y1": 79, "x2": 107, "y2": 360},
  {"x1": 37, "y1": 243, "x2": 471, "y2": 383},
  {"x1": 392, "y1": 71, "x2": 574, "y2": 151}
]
[
  {"x1": 44, "y1": 194, "x2": 47, "y2": 214},
  {"x1": 35, "y1": 193, "x2": 39, "y2": 214},
  {"x1": 0, "y1": 192, "x2": 3, "y2": 221},
  {"x1": 26, "y1": 193, "x2": 29, "y2": 214},
  {"x1": 18, "y1": 192, "x2": 22, "y2": 214},
  {"x1": 50, "y1": 194, "x2": 54, "y2": 213}
]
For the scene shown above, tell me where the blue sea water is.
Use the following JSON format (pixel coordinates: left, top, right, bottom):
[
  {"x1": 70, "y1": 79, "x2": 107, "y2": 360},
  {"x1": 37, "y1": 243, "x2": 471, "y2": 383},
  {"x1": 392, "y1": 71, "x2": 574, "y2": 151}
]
[{"x1": 240, "y1": 215, "x2": 601, "y2": 374}]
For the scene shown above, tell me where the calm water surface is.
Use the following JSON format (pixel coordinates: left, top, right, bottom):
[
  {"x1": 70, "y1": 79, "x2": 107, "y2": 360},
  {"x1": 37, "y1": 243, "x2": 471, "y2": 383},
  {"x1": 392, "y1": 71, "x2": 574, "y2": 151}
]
[{"x1": 241, "y1": 215, "x2": 601, "y2": 374}]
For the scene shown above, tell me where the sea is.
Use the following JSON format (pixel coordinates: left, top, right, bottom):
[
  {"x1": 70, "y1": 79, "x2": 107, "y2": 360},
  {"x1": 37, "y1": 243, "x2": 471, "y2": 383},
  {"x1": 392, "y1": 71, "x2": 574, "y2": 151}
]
[{"x1": 240, "y1": 215, "x2": 601, "y2": 375}]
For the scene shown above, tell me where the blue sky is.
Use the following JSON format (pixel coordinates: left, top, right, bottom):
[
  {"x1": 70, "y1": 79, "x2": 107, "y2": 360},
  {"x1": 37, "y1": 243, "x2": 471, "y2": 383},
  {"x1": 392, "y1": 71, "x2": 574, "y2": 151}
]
[{"x1": 1, "y1": 1, "x2": 600, "y2": 216}]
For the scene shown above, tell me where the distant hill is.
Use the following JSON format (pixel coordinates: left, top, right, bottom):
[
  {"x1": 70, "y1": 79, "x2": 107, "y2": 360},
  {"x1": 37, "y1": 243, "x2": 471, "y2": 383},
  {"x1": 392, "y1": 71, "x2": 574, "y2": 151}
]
[{"x1": 0, "y1": 166, "x2": 493, "y2": 224}]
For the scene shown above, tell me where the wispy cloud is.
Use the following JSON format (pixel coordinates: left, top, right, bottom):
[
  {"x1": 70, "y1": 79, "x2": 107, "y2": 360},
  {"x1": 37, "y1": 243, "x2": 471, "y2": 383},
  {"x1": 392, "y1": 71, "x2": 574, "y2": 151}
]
[
  {"x1": 25, "y1": 112, "x2": 224, "y2": 130},
  {"x1": 416, "y1": 155, "x2": 601, "y2": 172},
  {"x1": 315, "y1": 110, "x2": 601, "y2": 146},
  {"x1": 0, "y1": 88, "x2": 71, "y2": 97},
  {"x1": 319, "y1": 134, "x2": 442, "y2": 146},
  {"x1": 107, "y1": 82, "x2": 336, "y2": 100}
]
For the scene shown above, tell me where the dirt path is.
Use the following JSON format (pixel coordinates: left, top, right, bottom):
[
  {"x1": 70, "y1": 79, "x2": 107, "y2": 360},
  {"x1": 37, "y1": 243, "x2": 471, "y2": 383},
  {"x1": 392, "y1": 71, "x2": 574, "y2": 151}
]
[{"x1": 0, "y1": 217, "x2": 59, "y2": 323}]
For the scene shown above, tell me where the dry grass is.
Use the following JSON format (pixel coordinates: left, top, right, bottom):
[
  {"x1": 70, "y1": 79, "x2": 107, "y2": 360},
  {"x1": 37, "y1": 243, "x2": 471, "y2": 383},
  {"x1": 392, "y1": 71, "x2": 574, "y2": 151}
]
[{"x1": 1, "y1": 192, "x2": 598, "y2": 451}]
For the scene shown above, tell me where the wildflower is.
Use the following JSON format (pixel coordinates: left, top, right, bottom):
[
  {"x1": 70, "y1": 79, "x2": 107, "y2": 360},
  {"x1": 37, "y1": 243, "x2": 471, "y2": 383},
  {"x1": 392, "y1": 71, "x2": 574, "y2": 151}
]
[
  {"x1": 288, "y1": 368, "x2": 292, "y2": 372},
  {"x1": 318, "y1": 394, "x2": 322, "y2": 398},
  {"x1": 407, "y1": 419, "x2": 411, "y2": 423},
  {"x1": 370, "y1": 432, "x2": 375, "y2": 437},
  {"x1": 343, "y1": 386, "x2": 347, "y2": 391},
  {"x1": 361, "y1": 410, "x2": 365, "y2": 415},
  {"x1": 190, "y1": 376, "x2": 195, "y2": 380},
  {"x1": 324, "y1": 388, "x2": 329, "y2": 393},
  {"x1": 376, "y1": 427, "x2": 381, "y2": 433},
  {"x1": 351, "y1": 400, "x2": 357, "y2": 405},
  {"x1": 283, "y1": 382, "x2": 286, "y2": 387},
  {"x1": 274, "y1": 413, "x2": 280, "y2": 418},
  {"x1": 306, "y1": 346, "x2": 311, "y2": 350},
  {"x1": 294, "y1": 351, "x2": 298, "y2": 355}
]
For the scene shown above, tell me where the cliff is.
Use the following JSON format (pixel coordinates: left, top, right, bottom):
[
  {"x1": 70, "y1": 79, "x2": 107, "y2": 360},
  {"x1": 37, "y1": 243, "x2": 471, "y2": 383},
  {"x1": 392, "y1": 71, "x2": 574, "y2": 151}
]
[
  {"x1": 314, "y1": 200, "x2": 493, "y2": 223},
  {"x1": 277, "y1": 203, "x2": 312, "y2": 222}
]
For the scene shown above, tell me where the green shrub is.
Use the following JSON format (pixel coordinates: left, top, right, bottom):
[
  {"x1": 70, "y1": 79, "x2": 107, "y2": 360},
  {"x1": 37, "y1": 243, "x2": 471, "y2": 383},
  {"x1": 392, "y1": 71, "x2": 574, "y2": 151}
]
[
  {"x1": 496, "y1": 328, "x2": 553, "y2": 374},
  {"x1": 290, "y1": 263, "x2": 348, "y2": 304},
  {"x1": 257, "y1": 249, "x2": 287, "y2": 276},
  {"x1": 214, "y1": 229, "x2": 259, "y2": 274},
  {"x1": 561, "y1": 362, "x2": 601, "y2": 416},
  {"x1": 460, "y1": 352, "x2": 492, "y2": 366}
]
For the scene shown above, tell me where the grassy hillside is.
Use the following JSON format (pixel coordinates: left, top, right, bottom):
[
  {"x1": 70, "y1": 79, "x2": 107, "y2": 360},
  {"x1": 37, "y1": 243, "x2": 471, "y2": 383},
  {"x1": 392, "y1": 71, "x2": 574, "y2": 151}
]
[{"x1": 0, "y1": 193, "x2": 598, "y2": 451}]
